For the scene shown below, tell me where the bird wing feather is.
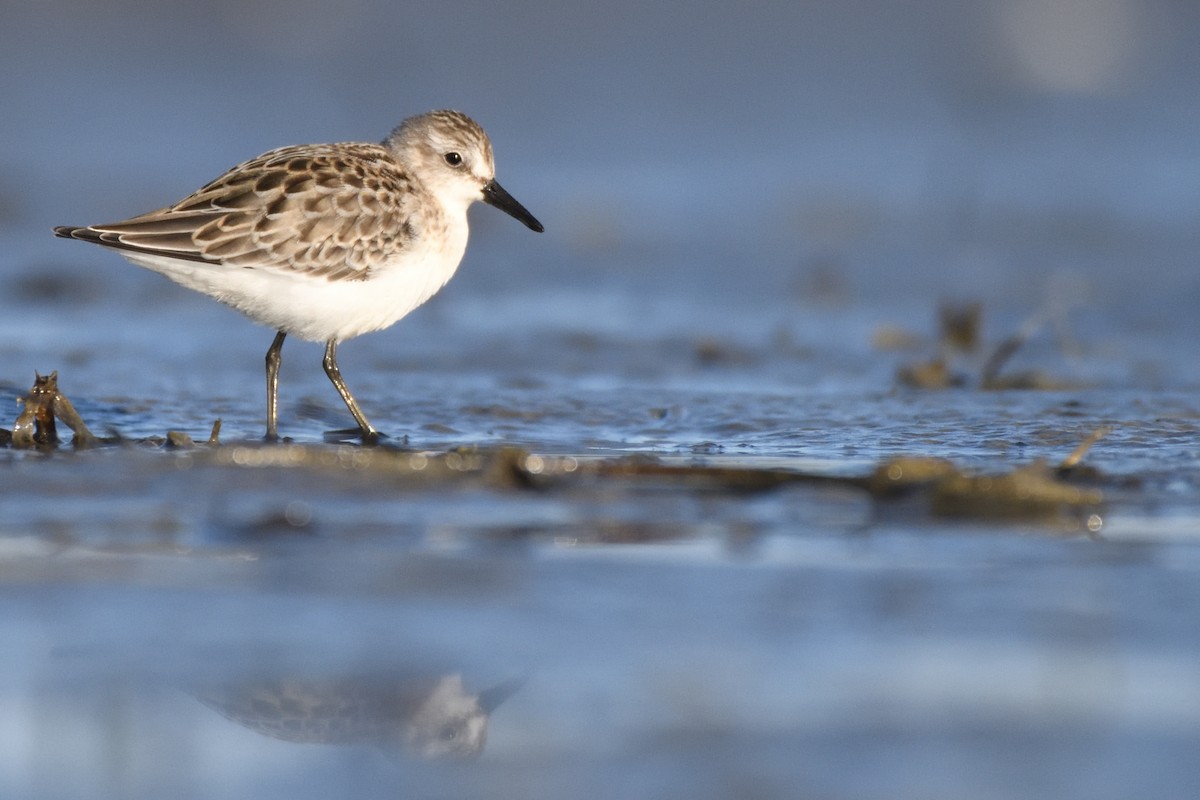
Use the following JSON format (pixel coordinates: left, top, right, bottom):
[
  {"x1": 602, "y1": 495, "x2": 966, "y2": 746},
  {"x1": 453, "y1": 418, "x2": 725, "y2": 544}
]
[{"x1": 74, "y1": 143, "x2": 423, "y2": 282}]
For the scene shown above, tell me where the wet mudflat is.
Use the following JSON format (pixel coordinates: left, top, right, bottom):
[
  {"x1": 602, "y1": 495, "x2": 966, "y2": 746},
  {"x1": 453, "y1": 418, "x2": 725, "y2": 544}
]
[
  {"x1": 4, "y1": 218, "x2": 1199, "y2": 800},
  {"x1": 1, "y1": 329, "x2": 1199, "y2": 799},
  {"x1": 6, "y1": 2, "x2": 1200, "y2": 796}
]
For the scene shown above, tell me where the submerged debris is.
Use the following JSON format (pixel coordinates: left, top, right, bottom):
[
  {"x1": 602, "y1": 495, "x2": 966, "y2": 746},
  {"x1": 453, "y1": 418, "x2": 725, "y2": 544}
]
[
  {"x1": 978, "y1": 311, "x2": 1079, "y2": 390},
  {"x1": 0, "y1": 370, "x2": 1109, "y2": 530},
  {"x1": 3, "y1": 371, "x2": 227, "y2": 451},
  {"x1": 586, "y1": 447, "x2": 1103, "y2": 529},
  {"x1": 1059, "y1": 426, "x2": 1110, "y2": 470},
  {"x1": 866, "y1": 457, "x2": 960, "y2": 497},
  {"x1": 895, "y1": 358, "x2": 964, "y2": 390},
  {"x1": 893, "y1": 299, "x2": 1083, "y2": 391},
  {"x1": 893, "y1": 300, "x2": 981, "y2": 389},
  {"x1": 863, "y1": 430, "x2": 1107, "y2": 525},
  {"x1": 165, "y1": 430, "x2": 196, "y2": 449},
  {"x1": 10, "y1": 371, "x2": 97, "y2": 448},
  {"x1": 939, "y1": 301, "x2": 983, "y2": 354},
  {"x1": 871, "y1": 325, "x2": 923, "y2": 353},
  {"x1": 929, "y1": 460, "x2": 1103, "y2": 525},
  {"x1": 856, "y1": 429, "x2": 1108, "y2": 526}
]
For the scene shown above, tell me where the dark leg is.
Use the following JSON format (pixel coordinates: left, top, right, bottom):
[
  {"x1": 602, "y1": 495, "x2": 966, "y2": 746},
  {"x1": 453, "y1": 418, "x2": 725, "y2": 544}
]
[
  {"x1": 322, "y1": 339, "x2": 380, "y2": 444},
  {"x1": 265, "y1": 331, "x2": 286, "y2": 441}
]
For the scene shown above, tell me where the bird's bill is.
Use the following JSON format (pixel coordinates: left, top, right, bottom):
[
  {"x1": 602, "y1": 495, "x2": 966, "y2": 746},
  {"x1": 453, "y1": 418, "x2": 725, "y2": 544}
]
[
  {"x1": 482, "y1": 180, "x2": 544, "y2": 233},
  {"x1": 477, "y1": 677, "x2": 525, "y2": 712}
]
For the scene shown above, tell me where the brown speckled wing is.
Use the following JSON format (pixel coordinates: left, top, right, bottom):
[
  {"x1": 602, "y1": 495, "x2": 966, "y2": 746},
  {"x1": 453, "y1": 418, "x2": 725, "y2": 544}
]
[{"x1": 81, "y1": 143, "x2": 421, "y2": 281}]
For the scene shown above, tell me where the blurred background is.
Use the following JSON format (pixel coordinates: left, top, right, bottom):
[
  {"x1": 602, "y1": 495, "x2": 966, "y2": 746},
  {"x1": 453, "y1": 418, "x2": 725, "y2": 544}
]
[
  {"x1": 2, "y1": 3, "x2": 1200, "y2": 799},
  {"x1": 3, "y1": 0, "x2": 1198, "y2": 387}
]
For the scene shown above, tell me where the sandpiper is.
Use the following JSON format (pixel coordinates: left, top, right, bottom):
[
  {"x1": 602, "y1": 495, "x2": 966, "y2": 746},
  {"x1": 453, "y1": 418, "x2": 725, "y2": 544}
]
[{"x1": 55, "y1": 110, "x2": 543, "y2": 443}]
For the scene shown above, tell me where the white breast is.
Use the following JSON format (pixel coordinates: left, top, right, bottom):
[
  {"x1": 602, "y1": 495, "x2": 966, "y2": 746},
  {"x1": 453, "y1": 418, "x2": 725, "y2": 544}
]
[{"x1": 121, "y1": 212, "x2": 472, "y2": 343}]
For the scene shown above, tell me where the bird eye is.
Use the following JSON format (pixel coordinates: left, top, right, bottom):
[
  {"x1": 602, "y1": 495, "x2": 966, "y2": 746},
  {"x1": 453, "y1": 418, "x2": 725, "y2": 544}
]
[{"x1": 443, "y1": 152, "x2": 463, "y2": 167}]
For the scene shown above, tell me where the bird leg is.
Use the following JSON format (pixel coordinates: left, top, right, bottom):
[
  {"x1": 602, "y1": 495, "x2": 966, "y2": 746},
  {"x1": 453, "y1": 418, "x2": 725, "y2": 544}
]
[
  {"x1": 322, "y1": 340, "x2": 380, "y2": 445},
  {"x1": 264, "y1": 331, "x2": 286, "y2": 441}
]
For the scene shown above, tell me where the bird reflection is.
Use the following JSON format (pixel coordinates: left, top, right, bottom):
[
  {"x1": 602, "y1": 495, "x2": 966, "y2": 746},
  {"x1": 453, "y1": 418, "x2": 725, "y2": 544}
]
[{"x1": 191, "y1": 673, "x2": 521, "y2": 760}]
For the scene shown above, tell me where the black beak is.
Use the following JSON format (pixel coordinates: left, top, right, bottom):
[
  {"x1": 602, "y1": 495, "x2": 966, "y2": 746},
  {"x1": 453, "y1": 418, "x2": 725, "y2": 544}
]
[
  {"x1": 477, "y1": 676, "x2": 525, "y2": 713},
  {"x1": 482, "y1": 180, "x2": 544, "y2": 233}
]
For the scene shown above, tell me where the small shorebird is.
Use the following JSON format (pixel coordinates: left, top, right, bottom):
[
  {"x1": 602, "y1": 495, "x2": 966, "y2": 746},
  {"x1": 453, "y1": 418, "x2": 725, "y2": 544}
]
[{"x1": 55, "y1": 110, "x2": 543, "y2": 443}]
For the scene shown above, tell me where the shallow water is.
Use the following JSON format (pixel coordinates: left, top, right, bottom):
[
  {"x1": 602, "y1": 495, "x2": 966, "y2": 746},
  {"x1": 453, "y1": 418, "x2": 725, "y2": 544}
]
[
  {"x1": 2, "y1": 372, "x2": 1198, "y2": 799},
  {"x1": 4, "y1": 2, "x2": 1200, "y2": 798}
]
